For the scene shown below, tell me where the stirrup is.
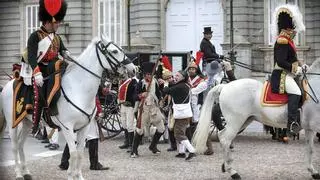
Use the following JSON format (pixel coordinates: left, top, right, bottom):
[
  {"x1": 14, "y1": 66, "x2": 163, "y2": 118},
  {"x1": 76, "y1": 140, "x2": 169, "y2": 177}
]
[{"x1": 289, "y1": 122, "x2": 301, "y2": 135}]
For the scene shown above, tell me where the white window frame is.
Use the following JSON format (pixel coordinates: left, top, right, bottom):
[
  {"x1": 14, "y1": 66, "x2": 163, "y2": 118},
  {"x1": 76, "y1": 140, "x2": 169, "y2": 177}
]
[
  {"x1": 267, "y1": 0, "x2": 301, "y2": 45},
  {"x1": 25, "y1": 4, "x2": 40, "y2": 46},
  {"x1": 98, "y1": 0, "x2": 125, "y2": 46}
]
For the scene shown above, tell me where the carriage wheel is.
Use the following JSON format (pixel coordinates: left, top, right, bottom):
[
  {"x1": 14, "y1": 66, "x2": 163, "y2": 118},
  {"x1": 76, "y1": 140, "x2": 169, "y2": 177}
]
[{"x1": 99, "y1": 92, "x2": 122, "y2": 139}]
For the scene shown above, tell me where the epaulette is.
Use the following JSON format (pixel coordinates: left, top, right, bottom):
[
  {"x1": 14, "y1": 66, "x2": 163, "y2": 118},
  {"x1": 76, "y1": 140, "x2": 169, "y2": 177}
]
[{"x1": 277, "y1": 37, "x2": 289, "y2": 44}]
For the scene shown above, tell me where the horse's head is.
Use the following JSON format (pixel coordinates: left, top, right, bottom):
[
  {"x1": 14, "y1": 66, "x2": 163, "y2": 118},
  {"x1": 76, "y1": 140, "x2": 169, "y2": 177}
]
[{"x1": 94, "y1": 34, "x2": 137, "y2": 77}]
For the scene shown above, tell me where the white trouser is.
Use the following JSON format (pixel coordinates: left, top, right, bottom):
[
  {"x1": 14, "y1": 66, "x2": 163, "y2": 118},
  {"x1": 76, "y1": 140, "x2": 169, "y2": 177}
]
[
  {"x1": 86, "y1": 118, "x2": 99, "y2": 141},
  {"x1": 285, "y1": 74, "x2": 301, "y2": 95},
  {"x1": 181, "y1": 139, "x2": 195, "y2": 153},
  {"x1": 120, "y1": 105, "x2": 135, "y2": 132}
]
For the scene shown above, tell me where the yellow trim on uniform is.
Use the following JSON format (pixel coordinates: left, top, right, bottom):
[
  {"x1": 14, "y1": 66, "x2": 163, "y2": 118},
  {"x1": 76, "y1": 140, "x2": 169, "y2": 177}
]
[
  {"x1": 291, "y1": 62, "x2": 299, "y2": 74},
  {"x1": 277, "y1": 37, "x2": 289, "y2": 44},
  {"x1": 279, "y1": 71, "x2": 286, "y2": 94}
]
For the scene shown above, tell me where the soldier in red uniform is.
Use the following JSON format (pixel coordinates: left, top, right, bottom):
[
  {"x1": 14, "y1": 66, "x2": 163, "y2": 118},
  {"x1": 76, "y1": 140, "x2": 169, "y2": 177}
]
[
  {"x1": 29, "y1": 0, "x2": 70, "y2": 131},
  {"x1": 118, "y1": 75, "x2": 138, "y2": 150}
]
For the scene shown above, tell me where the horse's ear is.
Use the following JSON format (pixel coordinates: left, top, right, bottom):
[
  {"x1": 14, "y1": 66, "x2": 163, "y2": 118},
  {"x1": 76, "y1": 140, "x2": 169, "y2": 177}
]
[{"x1": 100, "y1": 33, "x2": 110, "y2": 43}]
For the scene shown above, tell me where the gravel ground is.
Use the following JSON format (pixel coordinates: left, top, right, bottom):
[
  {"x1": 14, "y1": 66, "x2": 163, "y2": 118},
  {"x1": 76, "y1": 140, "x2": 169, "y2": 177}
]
[{"x1": 1, "y1": 132, "x2": 319, "y2": 180}]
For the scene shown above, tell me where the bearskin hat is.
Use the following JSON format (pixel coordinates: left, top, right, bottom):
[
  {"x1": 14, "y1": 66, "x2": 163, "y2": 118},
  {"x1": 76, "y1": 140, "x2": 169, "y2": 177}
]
[
  {"x1": 272, "y1": 5, "x2": 305, "y2": 36},
  {"x1": 142, "y1": 62, "x2": 155, "y2": 74},
  {"x1": 39, "y1": 0, "x2": 68, "y2": 22}
]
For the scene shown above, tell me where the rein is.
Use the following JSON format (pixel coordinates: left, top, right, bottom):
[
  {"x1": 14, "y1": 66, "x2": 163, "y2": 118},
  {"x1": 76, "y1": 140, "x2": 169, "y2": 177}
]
[
  {"x1": 223, "y1": 57, "x2": 320, "y2": 103},
  {"x1": 56, "y1": 40, "x2": 129, "y2": 130},
  {"x1": 302, "y1": 71, "x2": 319, "y2": 104}
]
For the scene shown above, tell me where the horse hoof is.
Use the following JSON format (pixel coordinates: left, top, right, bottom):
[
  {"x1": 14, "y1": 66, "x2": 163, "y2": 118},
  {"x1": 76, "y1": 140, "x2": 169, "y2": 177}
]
[
  {"x1": 312, "y1": 173, "x2": 320, "y2": 179},
  {"x1": 23, "y1": 174, "x2": 32, "y2": 180},
  {"x1": 231, "y1": 173, "x2": 241, "y2": 179},
  {"x1": 221, "y1": 163, "x2": 226, "y2": 173}
]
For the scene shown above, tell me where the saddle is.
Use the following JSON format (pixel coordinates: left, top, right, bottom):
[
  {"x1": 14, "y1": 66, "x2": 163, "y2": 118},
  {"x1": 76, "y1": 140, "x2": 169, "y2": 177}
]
[
  {"x1": 12, "y1": 60, "x2": 65, "y2": 128},
  {"x1": 261, "y1": 80, "x2": 308, "y2": 107}
]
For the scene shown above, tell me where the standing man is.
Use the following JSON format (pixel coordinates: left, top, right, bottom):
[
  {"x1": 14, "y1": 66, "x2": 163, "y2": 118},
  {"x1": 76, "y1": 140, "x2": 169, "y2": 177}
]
[
  {"x1": 200, "y1": 27, "x2": 236, "y2": 87},
  {"x1": 271, "y1": 6, "x2": 308, "y2": 136},
  {"x1": 29, "y1": 0, "x2": 70, "y2": 131},
  {"x1": 118, "y1": 75, "x2": 138, "y2": 150},
  {"x1": 162, "y1": 70, "x2": 196, "y2": 160},
  {"x1": 130, "y1": 62, "x2": 165, "y2": 158}
]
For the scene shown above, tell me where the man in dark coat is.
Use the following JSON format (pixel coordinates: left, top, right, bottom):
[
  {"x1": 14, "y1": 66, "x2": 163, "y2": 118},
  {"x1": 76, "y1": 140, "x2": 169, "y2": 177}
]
[{"x1": 200, "y1": 27, "x2": 236, "y2": 87}]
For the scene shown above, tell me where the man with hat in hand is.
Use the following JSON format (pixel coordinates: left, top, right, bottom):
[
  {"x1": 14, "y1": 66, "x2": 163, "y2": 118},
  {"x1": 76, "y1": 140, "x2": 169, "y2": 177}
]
[
  {"x1": 200, "y1": 27, "x2": 236, "y2": 87},
  {"x1": 130, "y1": 62, "x2": 165, "y2": 158}
]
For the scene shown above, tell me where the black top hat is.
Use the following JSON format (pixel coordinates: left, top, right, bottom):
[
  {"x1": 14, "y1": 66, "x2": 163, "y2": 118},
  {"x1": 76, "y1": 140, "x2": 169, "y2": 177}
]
[
  {"x1": 277, "y1": 11, "x2": 295, "y2": 34},
  {"x1": 203, "y1": 27, "x2": 213, "y2": 34}
]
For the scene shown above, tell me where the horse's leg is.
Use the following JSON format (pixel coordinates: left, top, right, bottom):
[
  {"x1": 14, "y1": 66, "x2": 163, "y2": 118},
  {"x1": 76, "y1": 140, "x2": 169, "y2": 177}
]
[
  {"x1": 10, "y1": 127, "x2": 24, "y2": 180},
  {"x1": 305, "y1": 129, "x2": 320, "y2": 179},
  {"x1": 219, "y1": 122, "x2": 242, "y2": 179},
  {"x1": 19, "y1": 119, "x2": 33, "y2": 180},
  {"x1": 74, "y1": 128, "x2": 88, "y2": 180},
  {"x1": 61, "y1": 128, "x2": 77, "y2": 180}
]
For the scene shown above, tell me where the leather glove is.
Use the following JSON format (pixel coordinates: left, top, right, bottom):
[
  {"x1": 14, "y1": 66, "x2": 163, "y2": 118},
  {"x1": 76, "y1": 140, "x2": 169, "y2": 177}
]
[
  {"x1": 34, "y1": 72, "x2": 44, "y2": 87},
  {"x1": 294, "y1": 66, "x2": 302, "y2": 76},
  {"x1": 219, "y1": 55, "x2": 224, "y2": 59},
  {"x1": 301, "y1": 64, "x2": 310, "y2": 72}
]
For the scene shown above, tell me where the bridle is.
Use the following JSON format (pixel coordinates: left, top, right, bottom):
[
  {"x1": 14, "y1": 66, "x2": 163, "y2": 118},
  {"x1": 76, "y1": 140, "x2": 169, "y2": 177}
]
[
  {"x1": 65, "y1": 40, "x2": 132, "y2": 80},
  {"x1": 59, "y1": 40, "x2": 133, "y2": 130}
]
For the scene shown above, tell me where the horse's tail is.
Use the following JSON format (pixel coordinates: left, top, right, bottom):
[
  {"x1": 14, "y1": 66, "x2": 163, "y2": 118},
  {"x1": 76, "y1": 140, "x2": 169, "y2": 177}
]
[{"x1": 192, "y1": 84, "x2": 225, "y2": 153}]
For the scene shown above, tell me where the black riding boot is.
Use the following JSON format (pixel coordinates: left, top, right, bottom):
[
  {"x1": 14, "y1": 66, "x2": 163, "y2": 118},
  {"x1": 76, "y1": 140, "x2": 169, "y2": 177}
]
[
  {"x1": 212, "y1": 103, "x2": 224, "y2": 131},
  {"x1": 149, "y1": 131, "x2": 164, "y2": 154},
  {"x1": 88, "y1": 139, "x2": 109, "y2": 170},
  {"x1": 287, "y1": 94, "x2": 302, "y2": 136},
  {"x1": 59, "y1": 143, "x2": 70, "y2": 170},
  {"x1": 119, "y1": 129, "x2": 129, "y2": 149},
  {"x1": 126, "y1": 131, "x2": 134, "y2": 153},
  {"x1": 226, "y1": 70, "x2": 236, "y2": 81},
  {"x1": 167, "y1": 130, "x2": 177, "y2": 151},
  {"x1": 131, "y1": 133, "x2": 143, "y2": 158}
]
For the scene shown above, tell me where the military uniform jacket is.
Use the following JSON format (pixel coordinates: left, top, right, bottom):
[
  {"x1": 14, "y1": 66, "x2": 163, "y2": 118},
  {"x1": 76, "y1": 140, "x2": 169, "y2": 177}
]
[
  {"x1": 271, "y1": 35, "x2": 298, "y2": 94},
  {"x1": 137, "y1": 78, "x2": 162, "y2": 104},
  {"x1": 189, "y1": 75, "x2": 206, "y2": 105},
  {"x1": 118, "y1": 78, "x2": 138, "y2": 107},
  {"x1": 200, "y1": 38, "x2": 220, "y2": 63},
  {"x1": 27, "y1": 26, "x2": 67, "y2": 74}
]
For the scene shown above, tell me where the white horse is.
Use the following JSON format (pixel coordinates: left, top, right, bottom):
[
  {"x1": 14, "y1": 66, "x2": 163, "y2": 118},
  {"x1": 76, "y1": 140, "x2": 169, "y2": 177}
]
[
  {"x1": 1, "y1": 35, "x2": 136, "y2": 180},
  {"x1": 193, "y1": 59, "x2": 320, "y2": 179}
]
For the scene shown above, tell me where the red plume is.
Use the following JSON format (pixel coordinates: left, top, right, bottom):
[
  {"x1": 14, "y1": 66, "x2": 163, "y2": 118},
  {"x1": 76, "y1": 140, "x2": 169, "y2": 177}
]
[
  {"x1": 195, "y1": 51, "x2": 203, "y2": 65},
  {"x1": 44, "y1": 0, "x2": 62, "y2": 17},
  {"x1": 161, "y1": 56, "x2": 172, "y2": 71}
]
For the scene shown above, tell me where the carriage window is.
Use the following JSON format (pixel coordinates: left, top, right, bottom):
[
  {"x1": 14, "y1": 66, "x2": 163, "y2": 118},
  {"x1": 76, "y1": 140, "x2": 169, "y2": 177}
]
[
  {"x1": 268, "y1": 0, "x2": 300, "y2": 45},
  {"x1": 98, "y1": 0, "x2": 124, "y2": 46},
  {"x1": 25, "y1": 4, "x2": 40, "y2": 46}
]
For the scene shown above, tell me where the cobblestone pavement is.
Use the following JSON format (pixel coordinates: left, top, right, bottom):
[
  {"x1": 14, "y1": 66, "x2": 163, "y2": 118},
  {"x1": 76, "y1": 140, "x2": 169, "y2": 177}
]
[{"x1": 0, "y1": 132, "x2": 319, "y2": 180}]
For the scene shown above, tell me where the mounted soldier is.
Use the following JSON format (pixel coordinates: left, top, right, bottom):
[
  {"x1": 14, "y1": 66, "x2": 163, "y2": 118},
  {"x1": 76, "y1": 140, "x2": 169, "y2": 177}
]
[
  {"x1": 27, "y1": 0, "x2": 69, "y2": 132},
  {"x1": 271, "y1": 5, "x2": 308, "y2": 136}
]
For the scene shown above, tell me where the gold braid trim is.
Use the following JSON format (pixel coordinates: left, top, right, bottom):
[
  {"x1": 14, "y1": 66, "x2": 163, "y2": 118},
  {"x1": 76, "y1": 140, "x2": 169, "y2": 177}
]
[
  {"x1": 291, "y1": 62, "x2": 299, "y2": 74},
  {"x1": 279, "y1": 71, "x2": 286, "y2": 94}
]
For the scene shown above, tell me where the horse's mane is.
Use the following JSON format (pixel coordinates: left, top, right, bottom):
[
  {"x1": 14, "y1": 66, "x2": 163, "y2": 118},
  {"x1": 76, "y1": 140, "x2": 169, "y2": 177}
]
[
  {"x1": 64, "y1": 37, "x2": 101, "y2": 73},
  {"x1": 308, "y1": 58, "x2": 320, "y2": 74}
]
